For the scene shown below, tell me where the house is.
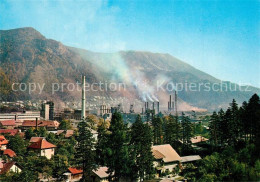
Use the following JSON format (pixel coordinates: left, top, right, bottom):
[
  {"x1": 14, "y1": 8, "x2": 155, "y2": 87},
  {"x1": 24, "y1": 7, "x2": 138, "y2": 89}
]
[
  {"x1": 0, "y1": 136, "x2": 8, "y2": 150},
  {"x1": 152, "y1": 144, "x2": 181, "y2": 175},
  {"x1": 29, "y1": 137, "x2": 45, "y2": 143},
  {"x1": 191, "y1": 136, "x2": 209, "y2": 144},
  {"x1": 91, "y1": 166, "x2": 110, "y2": 182},
  {"x1": 3, "y1": 149, "x2": 16, "y2": 158},
  {"x1": 64, "y1": 167, "x2": 83, "y2": 181},
  {"x1": 0, "y1": 161, "x2": 22, "y2": 174},
  {"x1": 22, "y1": 120, "x2": 60, "y2": 130},
  {"x1": 28, "y1": 138, "x2": 56, "y2": 159},
  {"x1": 181, "y1": 155, "x2": 201, "y2": 163},
  {"x1": 0, "y1": 120, "x2": 16, "y2": 129},
  {"x1": 64, "y1": 167, "x2": 111, "y2": 182},
  {"x1": 0, "y1": 129, "x2": 20, "y2": 136},
  {"x1": 56, "y1": 130, "x2": 74, "y2": 138}
]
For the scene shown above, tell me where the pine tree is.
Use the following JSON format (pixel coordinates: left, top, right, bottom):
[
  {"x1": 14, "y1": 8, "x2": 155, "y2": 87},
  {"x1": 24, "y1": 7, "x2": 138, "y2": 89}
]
[
  {"x1": 209, "y1": 111, "x2": 219, "y2": 148},
  {"x1": 106, "y1": 112, "x2": 132, "y2": 181},
  {"x1": 25, "y1": 128, "x2": 36, "y2": 140},
  {"x1": 96, "y1": 121, "x2": 108, "y2": 166},
  {"x1": 223, "y1": 108, "x2": 233, "y2": 146},
  {"x1": 164, "y1": 114, "x2": 180, "y2": 149},
  {"x1": 75, "y1": 121, "x2": 96, "y2": 181},
  {"x1": 218, "y1": 109, "x2": 225, "y2": 147},
  {"x1": 246, "y1": 94, "x2": 260, "y2": 145},
  {"x1": 229, "y1": 99, "x2": 240, "y2": 144},
  {"x1": 240, "y1": 101, "x2": 249, "y2": 141},
  {"x1": 8, "y1": 134, "x2": 27, "y2": 156},
  {"x1": 130, "y1": 115, "x2": 155, "y2": 181},
  {"x1": 151, "y1": 116, "x2": 163, "y2": 145},
  {"x1": 181, "y1": 113, "x2": 193, "y2": 154}
]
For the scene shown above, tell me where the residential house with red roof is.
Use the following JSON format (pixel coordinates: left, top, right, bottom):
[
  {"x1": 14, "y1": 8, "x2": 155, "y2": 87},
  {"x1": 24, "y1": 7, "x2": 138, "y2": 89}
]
[
  {"x1": 0, "y1": 136, "x2": 8, "y2": 150},
  {"x1": 64, "y1": 167, "x2": 83, "y2": 181},
  {"x1": 56, "y1": 130, "x2": 74, "y2": 138},
  {"x1": 3, "y1": 149, "x2": 16, "y2": 158},
  {"x1": 0, "y1": 129, "x2": 20, "y2": 136},
  {"x1": 22, "y1": 120, "x2": 60, "y2": 130},
  {"x1": 29, "y1": 137, "x2": 45, "y2": 143},
  {"x1": 28, "y1": 138, "x2": 56, "y2": 159},
  {"x1": 0, "y1": 161, "x2": 21, "y2": 175},
  {"x1": 64, "y1": 167, "x2": 111, "y2": 182},
  {"x1": 0, "y1": 120, "x2": 16, "y2": 129}
]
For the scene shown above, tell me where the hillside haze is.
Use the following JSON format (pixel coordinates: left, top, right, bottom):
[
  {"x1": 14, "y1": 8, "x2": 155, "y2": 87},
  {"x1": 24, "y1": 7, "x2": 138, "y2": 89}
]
[{"x1": 0, "y1": 27, "x2": 259, "y2": 111}]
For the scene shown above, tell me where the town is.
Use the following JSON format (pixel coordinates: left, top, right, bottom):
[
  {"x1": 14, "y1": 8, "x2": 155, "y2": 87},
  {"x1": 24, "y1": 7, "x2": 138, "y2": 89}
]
[
  {"x1": 0, "y1": 75, "x2": 259, "y2": 181},
  {"x1": 0, "y1": 1, "x2": 259, "y2": 181}
]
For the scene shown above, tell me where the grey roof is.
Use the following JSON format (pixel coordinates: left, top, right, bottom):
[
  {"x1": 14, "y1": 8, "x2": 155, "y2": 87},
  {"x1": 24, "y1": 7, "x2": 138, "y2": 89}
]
[{"x1": 181, "y1": 155, "x2": 201, "y2": 163}]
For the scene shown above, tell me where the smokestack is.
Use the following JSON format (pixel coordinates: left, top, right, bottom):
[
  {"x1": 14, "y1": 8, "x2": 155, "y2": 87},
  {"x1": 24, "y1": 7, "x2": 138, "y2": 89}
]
[
  {"x1": 14, "y1": 115, "x2": 17, "y2": 121},
  {"x1": 142, "y1": 108, "x2": 144, "y2": 114},
  {"x1": 170, "y1": 95, "x2": 172, "y2": 110},
  {"x1": 175, "y1": 91, "x2": 178, "y2": 115},
  {"x1": 157, "y1": 102, "x2": 160, "y2": 114},
  {"x1": 36, "y1": 117, "x2": 38, "y2": 130},
  {"x1": 81, "y1": 75, "x2": 86, "y2": 120},
  {"x1": 153, "y1": 102, "x2": 155, "y2": 111}
]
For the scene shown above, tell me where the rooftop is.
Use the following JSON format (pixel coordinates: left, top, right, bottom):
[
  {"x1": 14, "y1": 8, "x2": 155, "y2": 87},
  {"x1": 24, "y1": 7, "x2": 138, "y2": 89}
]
[
  {"x1": 3, "y1": 149, "x2": 16, "y2": 158},
  {"x1": 181, "y1": 155, "x2": 201, "y2": 163},
  {"x1": 191, "y1": 136, "x2": 209, "y2": 144},
  {"x1": 56, "y1": 130, "x2": 74, "y2": 138},
  {"x1": 93, "y1": 166, "x2": 110, "y2": 179},
  {"x1": 0, "y1": 161, "x2": 20, "y2": 174},
  {"x1": 0, "y1": 129, "x2": 19, "y2": 136},
  {"x1": 0, "y1": 120, "x2": 16, "y2": 126},
  {"x1": 152, "y1": 144, "x2": 181, "y2": 163},
  {"x1": 29, "y1": 137, "x2": 45, "y2": 143},
  {"x1": 0, "y1": 135, "x2": 8, "y2": 145},
  {"x1": 68, "y1": 167, "x2": 83, "y2": 175},
  {"x1": 28, "y1": 138, "x2": 56, "y2": 149},
  {"x1": 22, "y1": 120, "x2": 60, "y2": 128}
]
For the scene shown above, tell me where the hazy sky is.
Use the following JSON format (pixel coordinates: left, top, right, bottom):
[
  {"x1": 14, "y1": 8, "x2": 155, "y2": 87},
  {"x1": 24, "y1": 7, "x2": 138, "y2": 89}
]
[{"x1": 0, "y1": 0, "x2": 259, "y2": 87}]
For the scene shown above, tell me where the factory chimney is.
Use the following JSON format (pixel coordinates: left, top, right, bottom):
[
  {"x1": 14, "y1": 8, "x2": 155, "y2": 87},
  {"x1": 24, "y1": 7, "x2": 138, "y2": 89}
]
[
  {"x1": 81, "y1": 75, "x2": 86, "y2": 120},
  {"x1": 157, "y1": 102, "x2": 160, "y2": 114},
  {"x1": 175, "y1": 91, "x2": 178, "y2": 115},
  {"x1": 170, "y1": 95, "x2": 172, "y2": 110},
  {"x1": 36, "y1": 117, "x2": 38, "y2": 130}
]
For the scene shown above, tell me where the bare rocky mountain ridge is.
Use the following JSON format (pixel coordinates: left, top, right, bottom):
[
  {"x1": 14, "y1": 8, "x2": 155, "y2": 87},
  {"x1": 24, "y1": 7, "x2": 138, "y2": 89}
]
[{"x1": 0, "y1": 27, "x2": 259, "y2": 111}]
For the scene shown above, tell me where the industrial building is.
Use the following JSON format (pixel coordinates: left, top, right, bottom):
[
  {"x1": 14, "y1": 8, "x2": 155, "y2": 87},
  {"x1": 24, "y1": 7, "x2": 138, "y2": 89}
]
[{"x1": 40, "y1": 101, "x2": 54, "y2": 120}]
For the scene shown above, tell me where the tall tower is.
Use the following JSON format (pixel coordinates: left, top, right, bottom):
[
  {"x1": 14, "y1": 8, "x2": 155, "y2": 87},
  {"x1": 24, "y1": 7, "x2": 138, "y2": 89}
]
[
  {"x1": 81, "y1": 75, "x2": 86, "y2": 120},
  {"x1": 175, "y1": 91, "x2": 178, "y2": 115}
]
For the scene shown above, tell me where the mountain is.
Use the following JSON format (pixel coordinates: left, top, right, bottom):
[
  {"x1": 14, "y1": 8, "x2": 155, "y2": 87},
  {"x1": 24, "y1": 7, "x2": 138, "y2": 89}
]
[{"x1": 0, "y1": 27, "x2": 259, "y2": 111}]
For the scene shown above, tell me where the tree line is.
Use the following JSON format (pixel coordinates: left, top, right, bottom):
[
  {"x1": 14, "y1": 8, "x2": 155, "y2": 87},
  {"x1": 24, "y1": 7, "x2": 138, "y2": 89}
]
[
  {"x1": 76, "y1": 113, "x2": 155, "y2": 182},
  {"x1": 209, "y1": 93, "x2": 260, "y2": 150},
  {"x1": 181, "y1": 94, "x2": 260, "y2": 181}
]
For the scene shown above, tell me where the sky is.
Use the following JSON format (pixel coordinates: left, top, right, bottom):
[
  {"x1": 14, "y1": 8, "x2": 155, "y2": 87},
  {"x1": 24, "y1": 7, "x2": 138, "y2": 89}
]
[{"x1": 0, "y1": 0, "x2": 259, "y2": 87}]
